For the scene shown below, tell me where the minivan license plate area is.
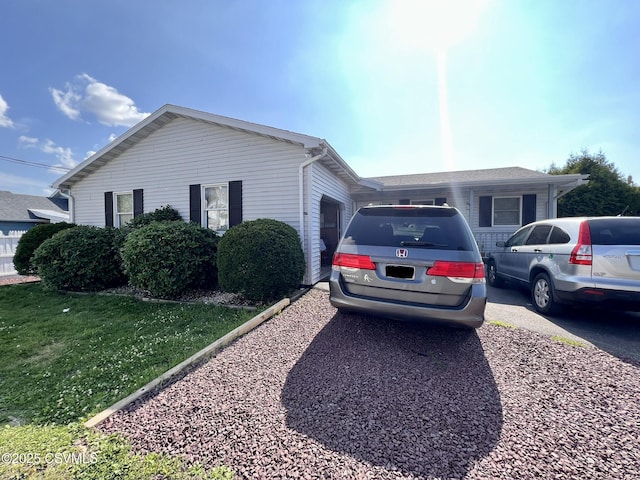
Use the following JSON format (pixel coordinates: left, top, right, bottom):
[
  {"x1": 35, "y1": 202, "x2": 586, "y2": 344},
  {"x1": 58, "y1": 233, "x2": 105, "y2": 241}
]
[{"x1": 386, "y1": 265, "x2": 415, "y2": 280}]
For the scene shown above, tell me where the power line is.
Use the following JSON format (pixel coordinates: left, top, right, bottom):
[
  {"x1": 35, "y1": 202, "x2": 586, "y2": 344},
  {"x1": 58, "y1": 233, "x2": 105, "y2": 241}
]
[{"x1": 0, "y1": 154, "x2": 71, "y2": 172}]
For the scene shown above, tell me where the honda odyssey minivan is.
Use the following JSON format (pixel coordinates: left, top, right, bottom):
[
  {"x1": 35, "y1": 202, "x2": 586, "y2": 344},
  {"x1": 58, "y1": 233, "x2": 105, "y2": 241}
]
[{"x1": 329, "y1": 205, "x2": 487, "y2": 328}]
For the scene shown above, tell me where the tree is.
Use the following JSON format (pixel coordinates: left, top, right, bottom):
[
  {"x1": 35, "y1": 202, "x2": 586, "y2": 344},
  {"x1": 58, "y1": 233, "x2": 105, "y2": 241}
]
[{"x1": 547, "y1": 150, "x2": 640, "y2": 217}]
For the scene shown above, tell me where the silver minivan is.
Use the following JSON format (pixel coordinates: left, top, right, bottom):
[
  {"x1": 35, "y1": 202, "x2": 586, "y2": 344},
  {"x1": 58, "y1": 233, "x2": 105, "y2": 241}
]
[
  {"x1": 486, "y1": 216, "x2": 640, "y2": 314},
  {"x1": 329, "y1": 205, "x2": 487, "y2": 328}
]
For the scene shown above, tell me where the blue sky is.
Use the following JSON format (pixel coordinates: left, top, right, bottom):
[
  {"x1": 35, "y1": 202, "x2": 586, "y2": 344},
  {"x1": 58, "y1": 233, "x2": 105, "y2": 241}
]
[{"x1": 1, "y1": 0, "x2": 639, "y2": 196}]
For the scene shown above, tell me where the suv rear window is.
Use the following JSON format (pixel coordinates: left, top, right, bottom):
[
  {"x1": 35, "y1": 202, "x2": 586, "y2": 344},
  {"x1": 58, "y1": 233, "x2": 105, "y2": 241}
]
[
  {"x1": 588, "y1": 218, "x2": 640, "y2": 245},
  {"x1": 342, "y1": 206, "x2": 475, "y2": 251}
]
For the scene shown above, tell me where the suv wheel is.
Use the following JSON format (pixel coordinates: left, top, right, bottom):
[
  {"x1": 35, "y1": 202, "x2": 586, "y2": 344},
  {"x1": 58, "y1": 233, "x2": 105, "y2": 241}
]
[
  {"x1": 531, "y1": 272, "x2": 561, "y2": 315},
  {"x1": 486, "y1": 260, "x2": 503, "y2": 287}
]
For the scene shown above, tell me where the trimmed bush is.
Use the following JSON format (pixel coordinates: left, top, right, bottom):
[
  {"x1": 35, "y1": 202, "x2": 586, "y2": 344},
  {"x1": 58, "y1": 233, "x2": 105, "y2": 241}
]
[
  {"x1": 13, "y1": 222, "x2": 76, "y2": 275},
  {"x1": 217, "y1": 218, "x2": 305, "y2": 303},
  {"x1": 121, "y1": 221, "x2": 219, "y2": 299},
  {"x1": 125, "y1": 205, "x2": 183, "y2": 230},
  {"x1": 32, "y1": 226, "x2": 127, "y2": 291}
]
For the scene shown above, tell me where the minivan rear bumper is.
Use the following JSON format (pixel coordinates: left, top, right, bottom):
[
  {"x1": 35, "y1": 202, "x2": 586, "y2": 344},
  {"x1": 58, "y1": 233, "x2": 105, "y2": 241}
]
[{"x1": 329, "y1": 273, "x2": 487, "y2": 328}]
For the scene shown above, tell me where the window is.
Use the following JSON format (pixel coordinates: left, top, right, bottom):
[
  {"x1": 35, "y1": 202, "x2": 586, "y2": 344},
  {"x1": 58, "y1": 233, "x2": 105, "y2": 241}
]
[
  {"x1": 525, "y1": 225, "x2": 552, "y2": 245},
  {"x1": 410, "y1": 199, "x2": 435, "y2": 205},
  {"x1": 548, "y1": 226, "x2": 571, "y2": 244},
  {"x1": 204, "y1": 184, "x2": 228, "y2": 232},
  {"x1": 493, "y1": 197, "x2": 521, "y2": 226},
  {"x1": 505, "y1": 226, "x2": 532, "y2": 247},
  {"x1": 115, "y1": 192, "x2": 133, "y2": 226}
]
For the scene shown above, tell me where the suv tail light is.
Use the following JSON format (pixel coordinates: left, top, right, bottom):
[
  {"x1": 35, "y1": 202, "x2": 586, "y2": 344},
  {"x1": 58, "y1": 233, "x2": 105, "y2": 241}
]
[
  {"x1": 333, "y1": 253, "x2": 376, "y2": 270},
  {"x1": 427, "y1": 261, "x2": 486, "y2": 284},
  {"x1": 570, "y1": 221, "x2": 593, "y2": 265}
]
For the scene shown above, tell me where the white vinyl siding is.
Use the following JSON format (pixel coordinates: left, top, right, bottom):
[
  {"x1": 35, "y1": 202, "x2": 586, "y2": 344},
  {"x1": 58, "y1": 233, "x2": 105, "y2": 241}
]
[
  {"x1": 306, "y1": 162, "x2": 353, "y2": 283},
  {"x1": 70, "y1": 118, "x2": 303, "y2": 230}
]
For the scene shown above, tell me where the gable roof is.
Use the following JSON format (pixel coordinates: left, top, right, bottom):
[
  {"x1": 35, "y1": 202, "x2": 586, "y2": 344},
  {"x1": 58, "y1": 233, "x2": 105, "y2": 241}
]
[
  {"x1": 53, "y1": 104, "x2": 366, "y2": 189},
  {"x1": 0, "y1": 191, "x2": 69, "y2": 223},
  {"x1": 364, "y1": 167, "x2": 588, "y2": 191}
]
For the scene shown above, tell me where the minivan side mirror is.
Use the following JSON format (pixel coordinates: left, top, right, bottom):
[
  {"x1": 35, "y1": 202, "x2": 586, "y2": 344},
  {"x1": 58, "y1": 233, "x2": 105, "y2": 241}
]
[{"x1": 496, "y1": 241, "x2": 506, "y2": 247}]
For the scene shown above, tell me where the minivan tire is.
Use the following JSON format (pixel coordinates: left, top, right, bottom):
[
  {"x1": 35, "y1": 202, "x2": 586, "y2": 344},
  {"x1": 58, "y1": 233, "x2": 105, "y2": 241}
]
[
  {"x1": 531, "y1": 272, "x2": 562, "y2": 315},
  {"x1": 486, "y1": 260, "x2": 503, "y2": 288}
]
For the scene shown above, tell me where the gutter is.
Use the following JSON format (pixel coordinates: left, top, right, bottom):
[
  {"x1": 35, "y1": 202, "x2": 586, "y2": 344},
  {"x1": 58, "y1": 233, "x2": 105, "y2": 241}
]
[{"x1": 298, "y1": 147, "x2": 328, "y2": 282}]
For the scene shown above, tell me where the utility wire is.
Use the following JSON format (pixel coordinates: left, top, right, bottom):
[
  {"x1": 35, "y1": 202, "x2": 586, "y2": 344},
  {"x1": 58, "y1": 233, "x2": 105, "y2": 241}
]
[{"x1": 0, "y1": 154, "x2": 71, "y2": 172}]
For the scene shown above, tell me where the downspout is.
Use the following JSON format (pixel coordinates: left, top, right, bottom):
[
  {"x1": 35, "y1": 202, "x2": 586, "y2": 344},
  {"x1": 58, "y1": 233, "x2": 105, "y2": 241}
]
[{"x1": 298, "y1": 147, "x2": 328, "y2": 283}]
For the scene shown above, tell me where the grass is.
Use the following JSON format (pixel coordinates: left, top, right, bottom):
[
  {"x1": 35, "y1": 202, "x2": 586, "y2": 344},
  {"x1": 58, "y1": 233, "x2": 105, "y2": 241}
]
[
  {"x1": 0, "y1": 282, "x2": 256, "y2": 478},
  {"x1": 551, "y1": 335, "x2": 586, "y2": 348},
  {"x1": 0, "y1": 422, "x2": 235, "y2": 479},
  {"x1": 488, "y1": 319, "x2": 517, "y2": 329},
  {"x1": 0, "y1": 283, "x2": 256, "y2": 426}
]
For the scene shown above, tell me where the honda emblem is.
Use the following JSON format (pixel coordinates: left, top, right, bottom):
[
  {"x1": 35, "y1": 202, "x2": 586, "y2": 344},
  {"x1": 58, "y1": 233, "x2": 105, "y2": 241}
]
[{"x1": 396, "y1": 248, "x2": 408, "y2": 258}]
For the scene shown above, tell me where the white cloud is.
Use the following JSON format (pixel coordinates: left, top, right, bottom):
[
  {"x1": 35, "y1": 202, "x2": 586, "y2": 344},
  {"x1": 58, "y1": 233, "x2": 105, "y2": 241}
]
[
  {"x1": 18, "y1": 135, "x2": 39, "y2": 146},
  {"x1": 18, "y1": 136, "x2": 78, "y2": 172},
  {"x1": 49, "y1": 73, "x2": 150, "y2": 127},
  {"x1": 0, "y1": 94, "x2": 15, "y2": 128}
]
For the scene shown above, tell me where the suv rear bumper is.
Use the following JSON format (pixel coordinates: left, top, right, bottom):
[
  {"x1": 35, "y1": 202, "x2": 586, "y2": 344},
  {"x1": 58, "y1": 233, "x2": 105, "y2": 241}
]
[
  {"x1": 555, "y1": 287, "x2": 640, "y2": 310},
  {"x1": 329, "y1": 273, "x2": 487, "y2": 328}
]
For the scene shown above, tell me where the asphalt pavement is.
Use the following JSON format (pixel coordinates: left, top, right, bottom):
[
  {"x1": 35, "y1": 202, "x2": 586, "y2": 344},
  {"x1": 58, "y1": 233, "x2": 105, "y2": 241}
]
[{"x1": 486, "y1": 284, "x2": 640, "y2": 365}]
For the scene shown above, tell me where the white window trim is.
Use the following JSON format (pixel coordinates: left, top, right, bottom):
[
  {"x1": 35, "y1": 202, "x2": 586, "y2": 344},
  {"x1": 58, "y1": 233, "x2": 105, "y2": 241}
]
[
  {"x1": 202, "y1": 183, "x2": 229, "y2": 233},
  {"x1": 114, "y1": 191, "x2": 133, "y2": 227},
  {"x1": 492, "y1": 196, "x2": 522, "y2": 227}
]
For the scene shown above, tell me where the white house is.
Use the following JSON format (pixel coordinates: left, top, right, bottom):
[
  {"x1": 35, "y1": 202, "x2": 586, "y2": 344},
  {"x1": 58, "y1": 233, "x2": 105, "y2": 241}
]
[{"x1": 53, "y1": 104, "x2": 588, "y2": 284}]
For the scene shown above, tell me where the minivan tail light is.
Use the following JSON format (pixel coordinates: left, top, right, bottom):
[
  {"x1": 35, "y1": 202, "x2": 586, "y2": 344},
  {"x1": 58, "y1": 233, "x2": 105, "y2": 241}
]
[
  {"x1": 570, "y1": 221, "x2": 593, "y2": 265},
  {"x1": 332, "y1": 253, "x2": 376, "y2": 270},
  {"x1": 427, "y1": 261, "x2": 486, "y2": 283}
]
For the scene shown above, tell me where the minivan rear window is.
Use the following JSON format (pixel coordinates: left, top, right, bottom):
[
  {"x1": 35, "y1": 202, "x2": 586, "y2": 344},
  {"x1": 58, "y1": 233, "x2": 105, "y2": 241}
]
[
  {"x1": 342, "y1": 206, "x2": 475, "y2": 251},
  {"x1": 588, "y1": 218, "x2": 640, "y2": 245}
]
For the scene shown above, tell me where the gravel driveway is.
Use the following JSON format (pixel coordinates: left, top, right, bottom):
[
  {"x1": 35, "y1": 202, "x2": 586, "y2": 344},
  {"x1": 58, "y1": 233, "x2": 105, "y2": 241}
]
[{"x1": 101, "y1": 288, "x2": 640, "y2": 479}]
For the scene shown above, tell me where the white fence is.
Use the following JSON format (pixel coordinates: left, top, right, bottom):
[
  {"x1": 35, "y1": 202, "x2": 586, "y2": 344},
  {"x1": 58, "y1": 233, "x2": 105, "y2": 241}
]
[{"x1": 0, "y1": 231, "x2": 26, "y2": 276}]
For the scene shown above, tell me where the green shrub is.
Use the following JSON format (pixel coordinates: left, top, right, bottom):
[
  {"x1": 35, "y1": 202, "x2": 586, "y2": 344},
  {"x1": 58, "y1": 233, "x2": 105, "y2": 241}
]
[
  {"x1": 217, "y1": 218, "x2": 305, "y2": 303},
  {"x1": 13, "y1": 222, "x2": 76, "y2": 275},
  {"x1": 126, "y1": 205, "x2": 183, "y2": 230},
  {"x1": 121, "y1": 221, "x2": 219, "y2": 299},
  {"x1": 32, "y1": 226, "x2": 127, "y2": 291}
]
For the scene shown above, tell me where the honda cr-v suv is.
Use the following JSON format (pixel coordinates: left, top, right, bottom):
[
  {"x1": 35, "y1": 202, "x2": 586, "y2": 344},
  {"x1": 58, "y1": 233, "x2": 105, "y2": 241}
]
[
  {"x1": 329, "y1": 205, "x2": 487, "y2": 328},
  {"x1": 486, "y1": 216, "x2": 640, "y2": 314}
]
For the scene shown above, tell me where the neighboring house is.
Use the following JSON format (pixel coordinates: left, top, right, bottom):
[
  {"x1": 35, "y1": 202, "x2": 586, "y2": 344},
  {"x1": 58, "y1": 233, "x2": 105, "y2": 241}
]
[
  {"x1": 53, "y1": 104, "x2": 588, "y2": 285},
  {"x1": 0, "y1": 191, "x2": 69, "y2": 275}
]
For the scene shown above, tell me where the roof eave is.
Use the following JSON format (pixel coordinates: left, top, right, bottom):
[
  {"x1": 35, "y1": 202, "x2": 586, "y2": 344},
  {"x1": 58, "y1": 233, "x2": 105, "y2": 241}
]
[{"x1": 378, "y1": 174, "x2": 589, "y2": 191}]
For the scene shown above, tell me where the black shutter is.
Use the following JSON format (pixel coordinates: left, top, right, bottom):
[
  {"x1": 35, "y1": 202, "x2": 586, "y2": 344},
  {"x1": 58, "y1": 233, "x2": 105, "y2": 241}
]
[
  {"x1": 133, "y1": 189, "x2": 144, "y2": 217},
  {"x1": 435, "y1": 197, "x2": 446, "y2": 206},
  {"x1": 189, "y1": 184, "x2": 201, "y2": 224},
  {"x1": 522, "y1": 194, "x2": 537, "y2": 225},
  {"x1": 229, "y1": 180, "x2": 243, "y2": 227},
  {"x1": 104, "y1": 192, "x2": 114, "y2": 227},
  {"x1": 479, "y1": 196, "x2": 492, "y2": 227},
  {"x1": 399, "y1": 199, "x2": 410, "y2": 205}
]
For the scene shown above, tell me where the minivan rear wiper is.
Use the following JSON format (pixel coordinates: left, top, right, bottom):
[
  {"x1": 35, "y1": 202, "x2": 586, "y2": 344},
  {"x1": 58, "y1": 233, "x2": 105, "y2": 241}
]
[{"x1": 400, "y1": 241, "x2": 439, "y2": 247}]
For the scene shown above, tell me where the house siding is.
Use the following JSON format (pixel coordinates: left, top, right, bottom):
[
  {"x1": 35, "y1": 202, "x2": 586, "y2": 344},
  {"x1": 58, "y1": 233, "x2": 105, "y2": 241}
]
[
  {"x1": 305, "y1": 162, "x2": 353, "y2": 283},
  {"x1": 70, "y1": 117, "x2": 306, "y2": 230}
]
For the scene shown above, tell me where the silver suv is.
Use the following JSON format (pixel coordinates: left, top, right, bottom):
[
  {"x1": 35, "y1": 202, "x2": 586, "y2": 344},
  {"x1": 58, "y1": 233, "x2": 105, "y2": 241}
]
[
  {"x1": 486, "y1": 216, "x2": 640, "y2": 314},
  {"x1": 329, "y1": 205, "x2": 487, "y2": 328}
]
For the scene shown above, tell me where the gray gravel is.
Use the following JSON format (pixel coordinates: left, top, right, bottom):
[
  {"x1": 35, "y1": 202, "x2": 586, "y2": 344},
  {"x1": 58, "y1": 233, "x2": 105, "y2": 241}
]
[{"x1": 100, "y1": 288, "x2": 640, "y2": 479}]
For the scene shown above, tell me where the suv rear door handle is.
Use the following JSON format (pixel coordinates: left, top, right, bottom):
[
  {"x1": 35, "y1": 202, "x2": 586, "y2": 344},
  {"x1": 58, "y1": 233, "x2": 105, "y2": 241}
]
[{"x1": 534, "y1": 248, "x2": 543, "y2": 253}]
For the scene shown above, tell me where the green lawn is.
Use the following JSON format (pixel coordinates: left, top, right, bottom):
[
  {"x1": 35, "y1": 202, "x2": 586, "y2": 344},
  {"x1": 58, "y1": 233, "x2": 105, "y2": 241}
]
[
  {"x1": 0, "y1": 282, "x2": 254, "y2": 479},
  {"x1": 0, "y1": 283, "x2": 255, "y2": 426}
]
